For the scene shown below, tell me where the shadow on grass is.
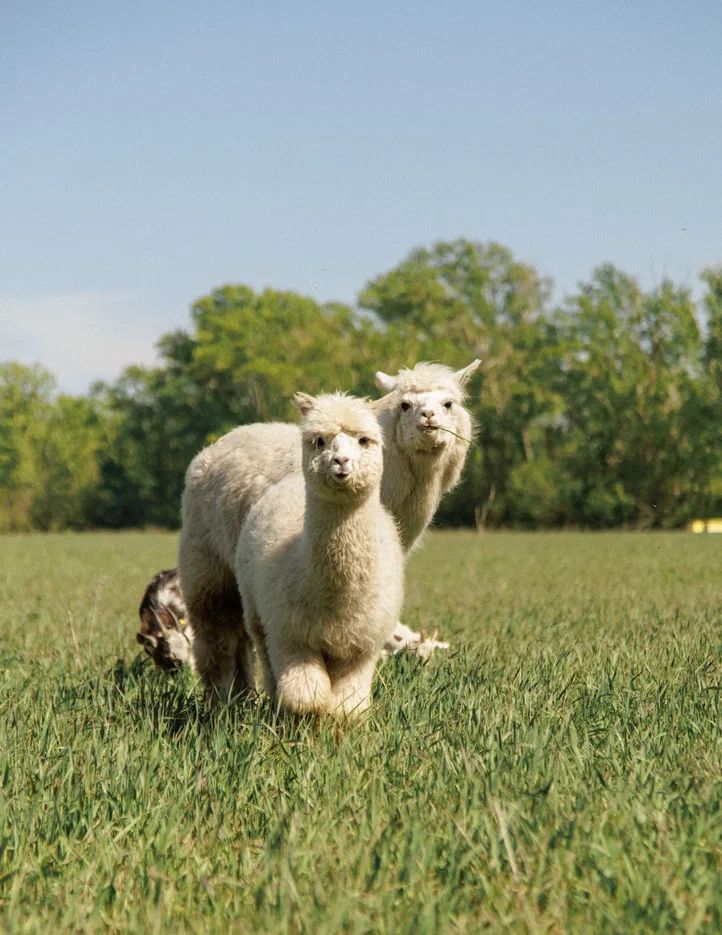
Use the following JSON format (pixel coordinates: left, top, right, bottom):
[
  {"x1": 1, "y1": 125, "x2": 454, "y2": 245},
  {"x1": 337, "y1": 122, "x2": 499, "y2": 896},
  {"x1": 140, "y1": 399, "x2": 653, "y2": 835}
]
[
  {"x1": 36, "y1": 655, "x2": 241, "y2": 739},
  {"x1": 29, "y1": 647, "x2": 467, "y2": 752},
  {"x1": 109, "y1": 655, "x2": 211, "y2": 736},
  {"x1": 108, "y1": 655, "x2": 282, "y2": 738}
]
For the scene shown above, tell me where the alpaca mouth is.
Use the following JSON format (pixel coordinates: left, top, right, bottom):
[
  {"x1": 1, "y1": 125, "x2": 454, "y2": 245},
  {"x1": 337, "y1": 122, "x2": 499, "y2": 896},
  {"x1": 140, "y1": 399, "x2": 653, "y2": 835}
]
[{"x1": 415, "y1": 425, "x2": 447, "y2": 450}]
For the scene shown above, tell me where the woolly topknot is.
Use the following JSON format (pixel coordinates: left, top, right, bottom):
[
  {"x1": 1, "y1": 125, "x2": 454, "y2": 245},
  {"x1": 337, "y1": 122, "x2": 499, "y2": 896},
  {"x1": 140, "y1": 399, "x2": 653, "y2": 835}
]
[
  {"x1": 392, "y1": 362, "x2": 465, "y2": 395},
  {"x1": 293, "y1": 391, "x2": 382, "y2": 441},
  {"x1": 374, "y1": 359, "x2": 481, "y2": 402}
]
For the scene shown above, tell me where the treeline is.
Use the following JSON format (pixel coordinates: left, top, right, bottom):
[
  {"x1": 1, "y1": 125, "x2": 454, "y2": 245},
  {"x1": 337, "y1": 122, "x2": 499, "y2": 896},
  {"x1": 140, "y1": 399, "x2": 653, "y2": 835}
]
[{"x1": 3, "y1": 239, "x2": 722, "y2": 532}]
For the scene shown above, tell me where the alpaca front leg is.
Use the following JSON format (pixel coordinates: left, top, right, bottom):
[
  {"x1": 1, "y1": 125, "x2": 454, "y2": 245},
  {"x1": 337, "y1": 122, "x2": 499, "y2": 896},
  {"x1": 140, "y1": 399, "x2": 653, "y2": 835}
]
[
  {"x1": 328, "y1": 654, "x2": 378, "y2": 719},
  {"x1": 271, "y1": 646, "x2": 332, "y2": 715}
]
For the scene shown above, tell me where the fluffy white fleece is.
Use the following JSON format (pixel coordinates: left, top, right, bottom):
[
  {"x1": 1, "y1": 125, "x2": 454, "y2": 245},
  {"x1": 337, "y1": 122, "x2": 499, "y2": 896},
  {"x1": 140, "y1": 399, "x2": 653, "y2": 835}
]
[
  {"x1": 178, "y1": 359, "x2": 479, "y2": 695},
  {"x1": 235, "y1": 393, "x2": 403, "y2": 717}
]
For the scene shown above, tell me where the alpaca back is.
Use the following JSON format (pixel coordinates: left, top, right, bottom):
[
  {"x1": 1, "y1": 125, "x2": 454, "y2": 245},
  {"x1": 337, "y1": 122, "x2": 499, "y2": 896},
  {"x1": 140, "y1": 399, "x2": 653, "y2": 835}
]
[{"x1": 181, "y1": 422, "x2": 301, "y2": 570}]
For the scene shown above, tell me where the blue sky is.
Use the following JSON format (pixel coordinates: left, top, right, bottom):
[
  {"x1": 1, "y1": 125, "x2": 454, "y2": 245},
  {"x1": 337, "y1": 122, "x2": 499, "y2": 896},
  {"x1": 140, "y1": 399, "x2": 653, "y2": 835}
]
[{"x1": 2, "y1": 0, "x2": 721, "y2": 392}]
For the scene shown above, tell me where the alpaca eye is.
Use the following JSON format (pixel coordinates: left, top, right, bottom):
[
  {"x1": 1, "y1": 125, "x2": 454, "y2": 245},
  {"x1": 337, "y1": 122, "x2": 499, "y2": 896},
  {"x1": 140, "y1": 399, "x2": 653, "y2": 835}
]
[
  {"x1": 315, "y1": 437, "x2": 325, "y2": 449},
  {"x1": 443, "y1": 401, "x2": 453, "y2": 410},
  {"x1": 400, "y1": 402, "x2": 411, "y2": 412},
  {"x1": 359, "y1": 437, "x2": 370, "y2": 447}
]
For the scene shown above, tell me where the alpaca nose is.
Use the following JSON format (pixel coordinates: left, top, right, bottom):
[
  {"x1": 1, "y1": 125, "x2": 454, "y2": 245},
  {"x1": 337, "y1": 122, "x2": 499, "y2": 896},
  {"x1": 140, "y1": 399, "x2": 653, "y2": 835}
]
[
  {"x1": 421, "y1": 409, "x2": 436, "y2": 423},
  {"x1": 333, "y1": 454, "x2": 352, "y2": 477}
]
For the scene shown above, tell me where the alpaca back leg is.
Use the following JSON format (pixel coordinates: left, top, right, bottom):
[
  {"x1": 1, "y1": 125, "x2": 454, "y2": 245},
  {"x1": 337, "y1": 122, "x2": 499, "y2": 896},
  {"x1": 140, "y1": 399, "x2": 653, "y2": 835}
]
[
  {"x1": 179, "y1": 540, "x2": 250, "y2": 700},
  {"x1": 191, "y1": 619, "x2": 245, "y2": 701},
  {"x1": 234, "y1": 627, "x2": 256, "y2": 693},
  {"x1": 242, "y1": 596, "x2": 275, "y2": 697}
]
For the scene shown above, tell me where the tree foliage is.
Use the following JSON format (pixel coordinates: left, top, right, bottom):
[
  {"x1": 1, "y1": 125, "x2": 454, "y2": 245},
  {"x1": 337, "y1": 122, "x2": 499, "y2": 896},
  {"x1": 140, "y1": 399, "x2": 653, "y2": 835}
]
[
  {"x1": 0, "y1": 364, "x2": 104, "y2": 531},
  {"x1": 2, "y1": 242, "x2": 721, "y2": 531}
]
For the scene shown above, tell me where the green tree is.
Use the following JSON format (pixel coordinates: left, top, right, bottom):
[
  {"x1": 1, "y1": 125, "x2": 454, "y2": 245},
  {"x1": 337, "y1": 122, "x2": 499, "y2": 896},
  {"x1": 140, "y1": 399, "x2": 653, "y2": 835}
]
[
  {"x1": 30, "y1": 395, "x2": 105, "y2": 529},
  {"x1": 0, "y1": 363, "x2": 108, "y2": 531},
  {"x1": 698, "y1": 267, "x2": 722, "y2": 514},
  {"x1": 359, "y1": 239, "x2": 556, "y2": 526},
  {"x1": 88, "y1": 363, "x2": 205, "y2": 528},
  {"x1": 89, "y1": 285, "x2": 385, "y2": 527},
  {"x1": 187, "y1": 285, "x2": 382, "y2": 428},
  {"x1": 551, "y1": 266, "x2": 707, "y2": 527},
  {"x1": 3, "y1": 250, "x2": 721, "y2": 532},
  {"x1": 0, "y1": 363, "x2": 54, "y2": 530}
]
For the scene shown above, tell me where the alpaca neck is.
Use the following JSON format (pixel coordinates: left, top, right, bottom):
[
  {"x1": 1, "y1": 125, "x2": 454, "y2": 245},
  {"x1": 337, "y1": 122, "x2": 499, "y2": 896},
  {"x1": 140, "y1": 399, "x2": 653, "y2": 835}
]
[
  {"x1": 377, "y1": 407, "x2": 470, "y2": 552},
  {"x1": 380, "y1": 437, "x2": 445, "y2": 551},
  {"x1": 303, "y1": 492, "x2": 378, "y2": 588},
  {"x1": 404, "y1": 451, "x2": 445, "y2": 550}
]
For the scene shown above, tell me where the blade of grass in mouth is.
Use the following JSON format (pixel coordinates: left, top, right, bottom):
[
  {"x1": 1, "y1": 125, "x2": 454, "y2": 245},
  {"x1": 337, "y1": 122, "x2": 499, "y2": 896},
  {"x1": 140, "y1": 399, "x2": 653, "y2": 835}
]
[{"x1": 437, "y1": 426, "x2": 474, "y2": 444}]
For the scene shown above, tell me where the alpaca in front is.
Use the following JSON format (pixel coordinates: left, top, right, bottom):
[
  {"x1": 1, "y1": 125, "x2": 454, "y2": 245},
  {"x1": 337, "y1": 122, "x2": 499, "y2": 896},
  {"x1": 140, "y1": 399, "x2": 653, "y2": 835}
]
[{"x1": 235, "y1": 392, "x2": 403, "y2": 716}]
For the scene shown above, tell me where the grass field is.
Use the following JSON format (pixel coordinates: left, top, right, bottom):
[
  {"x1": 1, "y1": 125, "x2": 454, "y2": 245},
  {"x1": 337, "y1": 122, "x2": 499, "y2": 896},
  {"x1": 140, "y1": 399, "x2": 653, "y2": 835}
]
[{"x1": 1, "y1": 531, "x2": 721, "y2": 933}]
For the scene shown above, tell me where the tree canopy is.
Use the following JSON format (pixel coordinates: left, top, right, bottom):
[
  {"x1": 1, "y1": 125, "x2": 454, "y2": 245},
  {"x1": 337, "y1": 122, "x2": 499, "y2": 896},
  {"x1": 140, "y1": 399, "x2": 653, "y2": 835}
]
[{"x1": 2, "y1": 239, "x2": 721, "y2": 532}]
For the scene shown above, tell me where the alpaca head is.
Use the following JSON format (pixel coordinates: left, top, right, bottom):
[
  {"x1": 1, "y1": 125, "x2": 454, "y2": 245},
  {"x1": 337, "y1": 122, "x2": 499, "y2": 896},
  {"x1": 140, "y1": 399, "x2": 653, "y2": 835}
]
[
  {"x1": 373, "y1": 360, "x2": 480, "y2": 455},
  {"x1": 293, "y1": 392, "x2": 384, "y2": 502}
]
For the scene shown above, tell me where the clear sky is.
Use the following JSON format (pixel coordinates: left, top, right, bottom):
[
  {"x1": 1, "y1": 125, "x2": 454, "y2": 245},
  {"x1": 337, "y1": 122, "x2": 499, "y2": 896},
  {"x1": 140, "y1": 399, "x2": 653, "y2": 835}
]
[{"x1": 2, "y1": 0, "x2": 721, "y2": 392}]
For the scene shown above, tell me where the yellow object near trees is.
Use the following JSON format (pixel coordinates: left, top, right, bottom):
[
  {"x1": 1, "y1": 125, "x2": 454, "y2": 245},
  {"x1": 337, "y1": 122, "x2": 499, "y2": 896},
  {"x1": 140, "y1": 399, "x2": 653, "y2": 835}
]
[{"x1": 689, "y1": 519, "x2": 722, "y2": 533}]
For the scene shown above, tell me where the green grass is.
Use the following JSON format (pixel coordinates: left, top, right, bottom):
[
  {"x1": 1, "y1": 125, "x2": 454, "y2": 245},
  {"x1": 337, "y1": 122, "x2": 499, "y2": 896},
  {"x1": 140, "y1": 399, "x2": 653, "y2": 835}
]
[{"x1": 1, "y1": 531, "x2": 721, "y2": 933}]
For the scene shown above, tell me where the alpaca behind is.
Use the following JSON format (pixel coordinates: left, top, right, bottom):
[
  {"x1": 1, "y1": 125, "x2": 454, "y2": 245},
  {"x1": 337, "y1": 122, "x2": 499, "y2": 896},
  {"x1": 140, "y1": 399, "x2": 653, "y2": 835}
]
[
  {"x1": 373, "y1": 360, "x2": 480, "y2": 552},
  {"x1": 235, "y1": 392, "x2": 403, "y2": 717}
]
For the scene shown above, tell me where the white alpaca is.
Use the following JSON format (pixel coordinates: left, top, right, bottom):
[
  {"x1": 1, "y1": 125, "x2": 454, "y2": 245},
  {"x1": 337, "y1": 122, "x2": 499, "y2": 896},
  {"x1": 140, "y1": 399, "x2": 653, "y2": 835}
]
[
  {"x1": 236, "y1": 392, "x2": 403, "y2": 717},
  {"x1": 178, "y1": 359, "x2": 479, "y2": 693},
  {"x1": 372, "y1": 360, "x2": 480, "y2": 553}
]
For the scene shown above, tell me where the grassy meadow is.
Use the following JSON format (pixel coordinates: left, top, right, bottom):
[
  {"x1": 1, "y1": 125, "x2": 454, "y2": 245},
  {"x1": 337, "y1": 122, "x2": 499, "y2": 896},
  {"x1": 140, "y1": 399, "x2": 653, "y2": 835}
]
[{"x1": 1, "y1": 530, "x2": 721, "y2": 932}]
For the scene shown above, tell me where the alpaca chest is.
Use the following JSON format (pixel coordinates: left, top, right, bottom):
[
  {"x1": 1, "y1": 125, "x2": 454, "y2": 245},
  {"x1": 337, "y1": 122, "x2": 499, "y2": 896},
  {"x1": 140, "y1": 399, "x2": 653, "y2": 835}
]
[{"x1": 289, "y1": 575, "x2": 390, "y2": 661}]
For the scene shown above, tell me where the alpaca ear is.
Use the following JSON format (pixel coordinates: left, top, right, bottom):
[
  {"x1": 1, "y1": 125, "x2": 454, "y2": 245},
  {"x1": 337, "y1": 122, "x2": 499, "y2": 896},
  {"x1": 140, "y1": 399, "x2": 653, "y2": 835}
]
[
  {"x1": 454, "y1": 359, "x2": 482, "y2": 386},
  {"x1": 374, "y1": 371, "x2": 397, "y2": 392},
  {"x1": 292, "y1": 392, "x2": 317, "y2": 415}
]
